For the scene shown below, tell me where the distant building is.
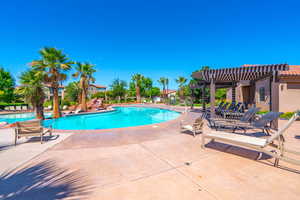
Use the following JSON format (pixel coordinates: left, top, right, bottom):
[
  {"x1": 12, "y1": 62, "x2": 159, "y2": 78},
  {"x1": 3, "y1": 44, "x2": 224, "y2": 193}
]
[
  {"x1": 88, "y1": 84, "x2": 107, "y2": 96},
  {"x1": 44, "y1": 84, "x2": 65, "y2": 100},
  {"x1": 161, "y1": 89, "x2": 177, "y2": 98}
]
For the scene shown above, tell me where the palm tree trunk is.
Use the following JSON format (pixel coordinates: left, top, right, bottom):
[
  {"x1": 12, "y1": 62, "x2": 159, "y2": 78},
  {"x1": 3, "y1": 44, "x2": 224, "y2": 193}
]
[
  {"x1": 36, "y1": 88, "x2": 45, "y2": 119},
  {"x1": 52, "y1": 85, "x2": 61, "y2": 118},
  {"x1": 36, "y1": 104, "x2": 44, "y2": 119},
  {"x1": 78, "y1": 90, "x2": 82, "y2": 104},
  {"x1": 81, "y1": 87, "x2": 87, "y2": 111},
  {"x1": 136, "y1": 85, "x2": 141, "y2": 103}
]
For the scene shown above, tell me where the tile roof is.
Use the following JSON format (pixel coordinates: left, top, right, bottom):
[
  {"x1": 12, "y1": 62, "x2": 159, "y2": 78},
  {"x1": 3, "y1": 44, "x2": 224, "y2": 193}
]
[
  {"x1": 90, "y1": 84, "x2": 107, "y2": 89},
  {"x1": 279, "y1": 65, "x2": 300, "y2": 77},
  {"x1": 242, "y1": 64, "x2": 300, "y2": 77},
  {"x1": 161, "y1": 89, "x2": 177, "y2": 94}
]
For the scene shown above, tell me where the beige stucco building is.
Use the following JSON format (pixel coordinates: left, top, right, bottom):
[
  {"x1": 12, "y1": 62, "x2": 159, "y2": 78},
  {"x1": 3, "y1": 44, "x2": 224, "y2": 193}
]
[{"x1": 227, "y1": 65, "x2": 300, "y2": 112}]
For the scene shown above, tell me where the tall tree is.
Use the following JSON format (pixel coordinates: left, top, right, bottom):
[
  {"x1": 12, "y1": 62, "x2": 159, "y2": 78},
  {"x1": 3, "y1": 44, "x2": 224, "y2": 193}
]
[
  {"x1": 158, "y1": 77, "x2": 169, "y2": 100},
  {"x1": 31, "y1": 47, "x2": 73, "y2": 118},
  {"x1": 0, "y1": 67, "x2": 15, "y2": 102},
  {"x1": 110, "y1": 79, "x2": 127, "y2": 102},
  {"x1": 65, "y1": 81, "x2": 81, "y2": 102},
  {"x1": 175, "y1": 76, "x2": 187, "y2": 100},
  {"x1": 131, "y1": 73, "x2": 144, "y2": 103},
  {"x1": 18, "y1": 70, "x2": 45, "y2": 119},
  {"x1": 73, "y1": 62, "x2": 96, "y2": 111}
]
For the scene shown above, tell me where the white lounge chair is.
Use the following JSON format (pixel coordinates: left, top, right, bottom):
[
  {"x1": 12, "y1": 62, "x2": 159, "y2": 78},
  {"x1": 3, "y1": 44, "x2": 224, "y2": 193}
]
[
  {"x1": 202, "y1": 112, "x2": 300, "y2": 167},
  {"x1": 181, "y1": 117, "x2": 204, "y2": 137},
  {"x1": 9, "y1": 106, "x2": 15, "y2": 111}
]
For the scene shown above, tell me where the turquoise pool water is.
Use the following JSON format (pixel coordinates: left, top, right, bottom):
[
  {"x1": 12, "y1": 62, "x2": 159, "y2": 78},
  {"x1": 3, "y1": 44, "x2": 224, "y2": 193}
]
[
  {"x1": 0, "y1": 112, "x2": 52, "y2": 124},
  {"x1": 44, "y1": 107, "x2": 180, "y2": 130}
]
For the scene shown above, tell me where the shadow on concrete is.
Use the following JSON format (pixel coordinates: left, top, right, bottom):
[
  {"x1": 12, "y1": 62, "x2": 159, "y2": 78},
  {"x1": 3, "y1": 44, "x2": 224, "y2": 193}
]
[
  {"x1": 26, "y1": 135, "x2": 60, "y2": 143},
  {"x1": 0, "y1": 160, "x2": 94, "y2": 200},
  {"x1": 205, "y1": 140, "x2": 300, "y2": 174},
  {"x1": 205, "y1": 141, "x2": 272, "y2": 160}
]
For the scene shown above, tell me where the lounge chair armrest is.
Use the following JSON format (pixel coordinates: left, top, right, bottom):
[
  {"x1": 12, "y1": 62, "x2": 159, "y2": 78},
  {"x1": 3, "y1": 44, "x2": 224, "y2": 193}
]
[{"x1": 15, "y1": 126, "x2": 44, "y2": 130}]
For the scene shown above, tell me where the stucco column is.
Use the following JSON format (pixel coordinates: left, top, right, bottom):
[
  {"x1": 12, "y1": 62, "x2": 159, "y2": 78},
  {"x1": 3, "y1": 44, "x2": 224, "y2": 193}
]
[
  {"x1": 202, "y1": 84, "x2": 206, "y2": 112},
  {"x1": 271, "y1": 72, "x2": 280, "y2": 129},
  {"x1": 231, "y1": 82, "x2": 236, "y2": 103},
  {"x1": 210, "y1": 79, "x2": 216, "y2": 117}
]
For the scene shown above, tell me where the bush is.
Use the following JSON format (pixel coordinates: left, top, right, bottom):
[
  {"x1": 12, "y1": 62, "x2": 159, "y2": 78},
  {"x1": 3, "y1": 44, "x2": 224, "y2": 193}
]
[
  {"x1": 43, "y1": 100, "x2": 52, "y2": 107},
  {"x1": 280, "y1": 112, "x2": 295, "y2": 119},
  {"x1": 0, "y1": 102, "x2": 28, "y2": 109},
  {"x1": 256, "y1": 110, "x2": 269, "y2": 115}
]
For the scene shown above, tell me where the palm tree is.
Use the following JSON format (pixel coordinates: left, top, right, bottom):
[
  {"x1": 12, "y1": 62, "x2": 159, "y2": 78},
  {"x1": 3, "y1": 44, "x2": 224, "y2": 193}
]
[
  {"x1": 175, "y1": 76, "x2": 187, "y2": 100},
  {"x1": 31, "y1": 47, "x2": 73, "y2": 118},
  {"x1": 110, "y1": 79, "x2": 127, "y2": 102},
  {"x1": 158, "y1": 77, "x2": 169, "y2": 100},
  {"x1": 131, "y1": 73, "x2": 144, "y2": 103},
  {"x1": 18, "y1": 70, "x2": 45, "y2": 119},
  {"x1": 73, "y1": 62, "x2": 96, "y2": 111}
]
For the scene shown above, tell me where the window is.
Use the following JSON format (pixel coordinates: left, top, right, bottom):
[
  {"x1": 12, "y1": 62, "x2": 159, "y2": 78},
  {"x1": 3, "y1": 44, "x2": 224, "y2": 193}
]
[{"x1": 259, "y1": 87, "x2": 265, "y2": 102}]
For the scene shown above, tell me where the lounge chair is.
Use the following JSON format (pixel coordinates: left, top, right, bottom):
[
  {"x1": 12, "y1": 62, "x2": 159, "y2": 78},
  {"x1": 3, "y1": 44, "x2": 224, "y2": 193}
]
[
  {"x1": 180, "y1": 117, "x2": 204, "y2": 137},
  {"x1": 216, "y1": 102, "x2": 229, "y2": 115},
  {"x1": 213, "y1": 111, "x2": 282, "y2": 134},
  {"x1": 21, "y1": 105, "x2": 28, "y2": 111},
  {"x1": 14, "y1": 119, "x2": 52, "y2": 145},
  {"x1": 16, "y1": 106, "x2": 22, "y2": 111},
  {"x1": 9, "y1": 106, "x2": 15, "y2": 112},
  {"x1": 222, "y1": 103, "x2": 245, "y2": 119},
  {"x1": 207, "y1": 107, "x2": 260, "y2": 130},
  {"x1": 202, "y1": 111, "x2": 300, "y2": 167}
]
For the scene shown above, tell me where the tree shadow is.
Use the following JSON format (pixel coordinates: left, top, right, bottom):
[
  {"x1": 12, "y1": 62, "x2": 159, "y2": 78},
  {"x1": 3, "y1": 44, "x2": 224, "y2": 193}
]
[{"x1": 0, "y1": 160, "x2": 94, "y2": 200}]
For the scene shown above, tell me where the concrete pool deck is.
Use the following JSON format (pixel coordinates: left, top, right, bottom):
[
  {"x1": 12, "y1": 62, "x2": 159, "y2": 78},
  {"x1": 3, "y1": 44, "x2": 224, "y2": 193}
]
[{"x1": 0, "y1": 104, "x2": 300, "y2": 199}]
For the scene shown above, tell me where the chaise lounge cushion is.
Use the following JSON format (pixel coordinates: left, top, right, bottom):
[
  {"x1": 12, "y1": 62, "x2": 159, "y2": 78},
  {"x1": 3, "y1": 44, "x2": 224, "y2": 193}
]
[{"x1": 205, "y1": 131, "x2": 267, "y2": 147}]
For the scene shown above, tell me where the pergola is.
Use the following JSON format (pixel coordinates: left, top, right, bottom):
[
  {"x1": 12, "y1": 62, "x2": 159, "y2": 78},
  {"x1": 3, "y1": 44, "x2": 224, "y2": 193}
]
[{"x1": 191, "y1": 64, "x2": 290, "y2": 128}]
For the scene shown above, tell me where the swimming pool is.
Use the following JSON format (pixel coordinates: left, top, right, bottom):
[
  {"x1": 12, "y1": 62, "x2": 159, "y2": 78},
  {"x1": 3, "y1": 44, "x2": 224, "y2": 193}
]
[
  {"x1": 44, "y1": 107, "x2": 180, "y2": 130},
  {"x1": 0, "y1": 112, "x2": 52, "y2": 124}
]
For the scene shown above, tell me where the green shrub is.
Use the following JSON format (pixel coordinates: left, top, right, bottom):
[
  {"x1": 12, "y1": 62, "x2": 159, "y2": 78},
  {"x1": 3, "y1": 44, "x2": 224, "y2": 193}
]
[
  {"x1": 280, "y1": 112, "x2": 295, "y2": 119},
  {"x1": 43, "y1": 100, "x2": 52, "y2": 107},
  {"x1": 256, "y1": 110, "x2": 269, "y2": 115},
  {"x1": 0, "y1": 102, "x2": 28, "y2": 109},
  {"x1": 0, "y1": 102, "x2": 27, "y2": 106}
]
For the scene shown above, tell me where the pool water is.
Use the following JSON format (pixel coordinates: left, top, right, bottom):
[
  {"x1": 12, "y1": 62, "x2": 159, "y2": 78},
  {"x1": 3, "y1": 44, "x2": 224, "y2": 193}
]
[
  {"x1": 0, "y1": 112, "x2": 52, "y2": 124},
  {"x1": 44, "y1": 107, "x2": 180, "y2": 130}
]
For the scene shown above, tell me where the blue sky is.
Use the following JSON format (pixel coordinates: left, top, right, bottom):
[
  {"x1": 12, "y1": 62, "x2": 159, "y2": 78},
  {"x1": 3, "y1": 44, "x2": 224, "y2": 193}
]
[{"x1": 1, "y1": 0, "x2": 300, "y2": 89}]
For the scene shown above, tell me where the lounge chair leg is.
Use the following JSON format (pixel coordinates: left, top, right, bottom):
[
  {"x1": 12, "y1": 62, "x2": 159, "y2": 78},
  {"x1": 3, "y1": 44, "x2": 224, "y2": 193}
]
[
  {"x1": 256, "y1": 152, "x2": 263, "y2": 160},
  {"x1": 274, "y1": 158, "x2": 279, "y2": 167},
  {"x1": 15, "y1": 132, "x2": 17, "y2": 146},
  {"x1": 193, "y1": 130, "x2": 196, "y2": 137},
  {"x1": 201, "y1": 135, "x2": 205, "y2": 149}
]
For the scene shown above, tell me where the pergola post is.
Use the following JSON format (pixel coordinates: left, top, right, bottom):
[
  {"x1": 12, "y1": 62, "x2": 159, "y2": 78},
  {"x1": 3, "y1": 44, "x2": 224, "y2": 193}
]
[
  {"x1": 202, "y1": 84, "x2": 206, "y2": 112},
  {"x1": 210, "y1": 79, "x2": 216, "y2": 117},
  {"x1": 271, "y1": 71, "x2": 280, "y2": 129},
  {"x1": 231, "y1": 82, "x2": 236, "y2": 103}
]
